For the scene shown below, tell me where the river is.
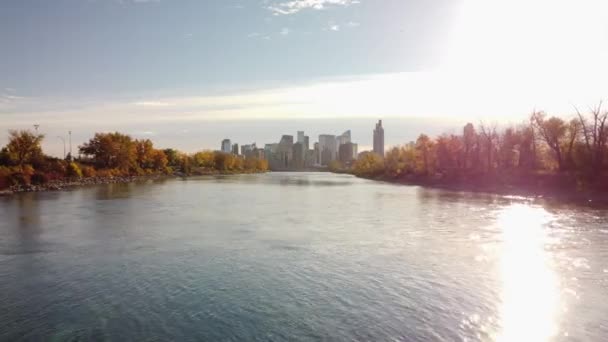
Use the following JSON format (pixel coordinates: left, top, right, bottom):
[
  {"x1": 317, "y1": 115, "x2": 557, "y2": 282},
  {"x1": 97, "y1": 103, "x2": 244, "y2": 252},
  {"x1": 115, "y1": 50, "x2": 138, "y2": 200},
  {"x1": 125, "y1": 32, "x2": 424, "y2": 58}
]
[{"x1": 1, "y1": 172, "x2": 607, "y2": 341}]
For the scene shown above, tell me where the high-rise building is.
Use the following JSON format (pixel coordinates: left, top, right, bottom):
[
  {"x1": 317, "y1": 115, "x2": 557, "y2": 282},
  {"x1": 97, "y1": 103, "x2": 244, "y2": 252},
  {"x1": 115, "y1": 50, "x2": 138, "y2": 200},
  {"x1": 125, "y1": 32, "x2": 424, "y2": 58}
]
[
  {"x1": 277, "y1": 135, "x2": 294, "y2": 169},
  {"x1": 304, "y1": 136, "x2": 310, "y2": 152},
  {"x1": 339, "y1": 142, "x2": 358, "y2": 164},
  {"x1": 241, "y1": 143, "x2": 256, "y2": 157},
  {"x1": 318, "y1": 134, "x2": 337, "y2": 166},
  {"x1": 293, "y1": 142, "x2": 305, "y2": 169},
  {"x1": 232, "y1": 143, "x2": 239, "y2": 155},
  {"x1": 297, "y1": 131, "x2": 305, "y2": 144},
  {"x1": 373, "y1": 120, "x2": 384, "y2": 157},
  {"x1": 337, "y1": 130, "x2": 351, "y2": 146},
  {"x1": 221, "y1": 139, "x2": 232, "y2": 153},
  {"x1": 313, "y1": 142, "x2": 320, "y2": 165}
]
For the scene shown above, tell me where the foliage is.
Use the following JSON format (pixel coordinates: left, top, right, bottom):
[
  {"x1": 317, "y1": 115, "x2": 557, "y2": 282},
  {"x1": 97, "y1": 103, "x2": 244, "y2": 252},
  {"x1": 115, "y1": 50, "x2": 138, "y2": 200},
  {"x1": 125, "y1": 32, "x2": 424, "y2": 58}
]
[
  {"x1": 6, "y1": 130, "x2": 44, "y2": 167},
  {"x1": 66, "y1": 162, "x2": 83, "y2": 179},
  {"x1": 31, "y1": 172, "x2": 50, "y2": 185},
  {"x1": 79, "y1": 132, "x2": 136, "y2": 171},
  {"x1": 81, "y1": 165, "x2": 97, "y2": 178},
  {"x1": 352, "y1": 152, "x2": 384, "y2": 177}
]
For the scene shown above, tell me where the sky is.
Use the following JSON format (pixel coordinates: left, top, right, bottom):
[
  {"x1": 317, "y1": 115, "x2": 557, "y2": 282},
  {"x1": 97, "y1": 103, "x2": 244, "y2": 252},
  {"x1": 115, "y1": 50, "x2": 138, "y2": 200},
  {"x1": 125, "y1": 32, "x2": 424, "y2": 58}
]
[{"x1": 1, "y1": 0, "x2": 607, "y2": 156}]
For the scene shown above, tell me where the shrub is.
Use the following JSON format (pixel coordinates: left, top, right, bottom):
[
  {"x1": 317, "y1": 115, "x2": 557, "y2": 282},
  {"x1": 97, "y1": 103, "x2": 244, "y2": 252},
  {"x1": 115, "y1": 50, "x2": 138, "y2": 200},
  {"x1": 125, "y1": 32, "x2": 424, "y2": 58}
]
[
  {"x1": 8, "y1": 172, "x2": 29, "y2": 186},
  {"x1": 81, "y1": 165, "x2": 97, "y2": 178},
  {"x1": 66, "y1": 162, "x2": 83, "y2": 178},
  {"x1": 0, "y1": 166, "x2": 11, "y2": 189},
  {"x1": 30, "y1": 172, "x2": 49, "y2": 185}
]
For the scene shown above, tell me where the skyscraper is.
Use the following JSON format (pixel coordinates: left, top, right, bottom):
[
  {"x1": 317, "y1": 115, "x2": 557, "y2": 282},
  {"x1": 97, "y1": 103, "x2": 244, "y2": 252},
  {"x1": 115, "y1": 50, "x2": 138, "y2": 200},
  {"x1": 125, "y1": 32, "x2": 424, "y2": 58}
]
[
  {"x1": 318, "y1": 134, "x2": 337, "y2": 166},
  {"x1": 221, "y1": 139, "x2": 232, "y2": 153},
  {"x1": 373, "y1": 120, "x2": 384, "y2": 157},
  {"x1": 336, "y1": 130, "x2": 351, "y2": 146}
]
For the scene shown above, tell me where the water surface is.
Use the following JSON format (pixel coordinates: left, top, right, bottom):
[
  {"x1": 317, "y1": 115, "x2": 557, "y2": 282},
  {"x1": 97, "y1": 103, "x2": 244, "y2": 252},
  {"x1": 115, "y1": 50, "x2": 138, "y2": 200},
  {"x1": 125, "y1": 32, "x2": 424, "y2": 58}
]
[{"x1": 1, "y1": 172, "x2": 607, "y2": 341}]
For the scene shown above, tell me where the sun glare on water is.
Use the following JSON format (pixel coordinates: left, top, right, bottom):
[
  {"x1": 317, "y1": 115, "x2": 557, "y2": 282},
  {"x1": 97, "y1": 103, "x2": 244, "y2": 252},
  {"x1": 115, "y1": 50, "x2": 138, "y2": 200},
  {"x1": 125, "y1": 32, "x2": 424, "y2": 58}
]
[{"x1": 495, "y1": 204, "x2": 560, "y2": 342}]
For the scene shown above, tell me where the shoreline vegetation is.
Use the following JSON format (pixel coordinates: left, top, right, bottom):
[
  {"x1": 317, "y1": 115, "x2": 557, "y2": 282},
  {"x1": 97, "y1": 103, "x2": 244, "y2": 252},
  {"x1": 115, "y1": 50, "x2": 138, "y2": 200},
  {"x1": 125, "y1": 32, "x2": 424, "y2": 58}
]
[
  {"x1": 0, "y1": 131, "x2": 268, "y2": 196},
  {"x1": 330, "y1": 105, "x2": 608, "y2": 204}
]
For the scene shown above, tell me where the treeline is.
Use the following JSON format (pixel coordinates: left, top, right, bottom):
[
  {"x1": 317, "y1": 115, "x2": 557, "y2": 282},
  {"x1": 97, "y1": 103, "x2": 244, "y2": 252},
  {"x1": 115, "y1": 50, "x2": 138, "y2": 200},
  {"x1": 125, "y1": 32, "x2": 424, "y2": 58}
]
[
  {"x1": 349, "y1": 104, "x2": 608, "y2": 194},
  {"x1": 0, "y1": 131, "x2": 268, "y2": 190}
]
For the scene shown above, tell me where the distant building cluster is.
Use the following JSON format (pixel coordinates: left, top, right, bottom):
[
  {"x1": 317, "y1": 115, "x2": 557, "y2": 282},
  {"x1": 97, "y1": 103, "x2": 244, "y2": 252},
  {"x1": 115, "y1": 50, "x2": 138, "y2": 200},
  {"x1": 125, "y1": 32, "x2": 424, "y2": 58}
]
[{"x1": 219, "y1": 120, "x2": 385, "y2": 171}]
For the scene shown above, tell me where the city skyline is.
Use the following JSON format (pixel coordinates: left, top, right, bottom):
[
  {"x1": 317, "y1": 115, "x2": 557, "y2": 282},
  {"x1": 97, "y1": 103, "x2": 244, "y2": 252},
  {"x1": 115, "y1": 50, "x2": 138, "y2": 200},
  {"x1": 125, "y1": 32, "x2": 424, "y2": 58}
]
[{"x1": 219, "y1": 124, "x2": 366, "y2": 170}]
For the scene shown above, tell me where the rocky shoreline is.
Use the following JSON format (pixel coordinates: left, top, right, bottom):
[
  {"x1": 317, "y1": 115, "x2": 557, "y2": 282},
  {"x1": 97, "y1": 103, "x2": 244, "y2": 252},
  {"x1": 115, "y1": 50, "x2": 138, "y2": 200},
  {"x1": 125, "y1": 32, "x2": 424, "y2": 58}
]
[
  {"x1": 0, "y1": 170, "x2": 270, "y2": 196},
  {"x1": 0, "y1": 175, "x2": 167, "y2": 196}
]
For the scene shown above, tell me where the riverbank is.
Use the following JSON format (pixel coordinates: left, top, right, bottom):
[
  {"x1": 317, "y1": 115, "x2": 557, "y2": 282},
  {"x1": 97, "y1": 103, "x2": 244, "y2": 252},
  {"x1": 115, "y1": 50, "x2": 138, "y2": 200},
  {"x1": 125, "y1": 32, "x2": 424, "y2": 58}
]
[
  {"x1": 347, "y1": 171, "x2": 608, "y2": 205},
  {"x1": 0, "y1": 169, "x2": 268, "y2": 196}
]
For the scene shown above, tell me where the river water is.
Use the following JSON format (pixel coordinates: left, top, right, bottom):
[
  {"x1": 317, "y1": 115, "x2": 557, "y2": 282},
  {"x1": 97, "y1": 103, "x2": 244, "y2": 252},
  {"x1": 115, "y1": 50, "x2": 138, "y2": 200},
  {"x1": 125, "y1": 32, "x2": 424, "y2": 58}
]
[{"x1": 1, "y1": 172, "x2": 607, "y2": 341}]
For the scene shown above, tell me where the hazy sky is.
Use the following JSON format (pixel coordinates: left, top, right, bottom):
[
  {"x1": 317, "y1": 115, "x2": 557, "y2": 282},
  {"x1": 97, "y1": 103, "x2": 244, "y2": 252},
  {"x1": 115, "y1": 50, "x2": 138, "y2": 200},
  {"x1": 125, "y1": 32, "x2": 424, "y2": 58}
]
[{"x1": 1, "y1": 0, "x2": 607, "y2": 155}]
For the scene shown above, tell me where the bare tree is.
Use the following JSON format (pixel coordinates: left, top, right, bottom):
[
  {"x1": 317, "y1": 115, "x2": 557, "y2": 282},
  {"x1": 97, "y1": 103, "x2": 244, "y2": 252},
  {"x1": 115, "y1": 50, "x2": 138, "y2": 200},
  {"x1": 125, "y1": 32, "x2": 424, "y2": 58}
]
[
  {"x1": 575, "y1": 101, "x2": 608, "y2": 172},
  {"x1": 531, "y1": 111, "x2": 567, "y2": 171},
  {"x1": 479, "y1": 121, "x2": 498, "y2": 173}
]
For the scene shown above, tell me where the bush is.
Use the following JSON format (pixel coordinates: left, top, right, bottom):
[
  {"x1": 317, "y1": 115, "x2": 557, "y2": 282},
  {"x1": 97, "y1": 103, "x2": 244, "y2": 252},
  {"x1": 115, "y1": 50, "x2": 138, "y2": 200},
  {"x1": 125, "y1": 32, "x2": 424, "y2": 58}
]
[
  {"x1": 8, "y1": 172, "x2": 29, "y2": 186},
  {"x1": 30, "y1": 172, "x2": 50, "y2": 185},
  {"x1": 0, "y1": 166, "x2": 11, "y2": 189},
  {"x1": 81, "y1": 165, "x2": 97, "y2": 178},
  {"x1": 66, "y1": 162, "x2": 83, "y2": 178}
]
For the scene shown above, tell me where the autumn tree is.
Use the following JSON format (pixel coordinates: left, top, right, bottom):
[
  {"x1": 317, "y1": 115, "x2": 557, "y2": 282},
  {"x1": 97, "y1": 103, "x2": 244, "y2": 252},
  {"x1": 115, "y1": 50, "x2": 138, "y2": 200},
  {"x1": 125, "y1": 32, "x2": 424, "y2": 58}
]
[
  {"x1": 385, "y1": 146, "x2": 411, "y2": 178},
  {"x1": 415, "y1": 134, "x2": 435, "y2": 175},
  {"x1": 134, "y1": 139, "x2": 155, "y2": 170},
  {"x1": 353, "y1": 152, "x2": 384, "y2": 177},
  {"x1": 435, "y1": 134, "x2": 463, "y2": 173},
  {"x1": 6, "y1": 130, "x2": 45, "y2": 168},
  {"x1": 79, "y1": 132, "x2": 136, "y2": 171}
]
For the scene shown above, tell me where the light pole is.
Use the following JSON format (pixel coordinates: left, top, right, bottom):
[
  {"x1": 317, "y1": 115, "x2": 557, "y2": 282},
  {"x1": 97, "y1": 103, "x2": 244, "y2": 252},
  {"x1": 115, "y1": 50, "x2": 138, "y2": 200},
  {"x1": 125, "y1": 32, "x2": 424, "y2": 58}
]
[
  {"x1": 57, "y1": 136, "x2": 66, "y2": 159},
  {"x1": 69, "y1": 131, "x2": 72, "y2": 158}
]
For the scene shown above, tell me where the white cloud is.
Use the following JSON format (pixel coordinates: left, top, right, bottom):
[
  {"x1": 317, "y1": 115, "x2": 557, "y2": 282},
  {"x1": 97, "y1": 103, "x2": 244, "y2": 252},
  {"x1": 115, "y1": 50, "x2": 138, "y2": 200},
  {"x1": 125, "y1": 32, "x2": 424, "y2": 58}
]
[
  {"x1": 329, "y1": 24, "x2": 340, "y2": 31},
  {"x1": 280, "y1": 27, "x2": 290, "y2": 36},
  {"x1": 346, "y1": 21, "x2": 360, "y2": 28},
  {"x1": 268, "y1": 0, "x2": 360, "y2": 15}
]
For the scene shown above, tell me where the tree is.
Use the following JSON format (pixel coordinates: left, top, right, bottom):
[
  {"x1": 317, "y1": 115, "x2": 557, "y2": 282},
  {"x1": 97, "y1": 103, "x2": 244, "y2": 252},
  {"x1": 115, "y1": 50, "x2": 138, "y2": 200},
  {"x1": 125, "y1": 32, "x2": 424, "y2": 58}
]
[
  {"x1": 415, "y1": 134, "x2": 435, "y2": 175},
  {"x1": 151, "y1": 150, "x2": 169, "y2": 173},
  {"x1": 564, "y1": 119, "x2": 581, "y2": 170},
  {"x1": 6, "y1": 130, "x2": 45, "y2": 168},
  {"x1": 192, "y1": 151, "x2": 215, "y2": 169},
  {"x1": 134, "y1": 139, "x2": 155, "y2": 170},
  {"x1": 163, "y1": 148, "x2": 181, "y2": 168},
  {"x1": 479, "y1": 122, "x2": 498, "y2": 173},
  {"x1": 353, "y1": 152, "x2": 384, "y2": 177},
  {"x1": 531, "y1": 111, "x2": 567, "y2": 171},
  {"x1": 576, "y1": 102, "x2": 608, "y2": 173},
  {"x1": 463, "y1": 123, "x2": 477, "y2": 169},
  {"x1": 435, "y1": 134, "x2": 463, "y2": 173},
  {"x1": 79, "y1": 132, "x2": 136, "y2": 171},
  {"x1": 385, "y1": 146, "x2": 410, "y2": 178}
]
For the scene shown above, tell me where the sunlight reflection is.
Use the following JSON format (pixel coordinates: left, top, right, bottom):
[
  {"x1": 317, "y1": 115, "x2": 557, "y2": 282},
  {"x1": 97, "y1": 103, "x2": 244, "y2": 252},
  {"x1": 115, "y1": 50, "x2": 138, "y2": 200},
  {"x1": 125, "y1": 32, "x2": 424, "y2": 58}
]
[{"x1": 495, "y1": 204, "x2": 560, "y2": 342}]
